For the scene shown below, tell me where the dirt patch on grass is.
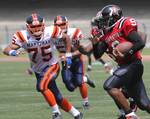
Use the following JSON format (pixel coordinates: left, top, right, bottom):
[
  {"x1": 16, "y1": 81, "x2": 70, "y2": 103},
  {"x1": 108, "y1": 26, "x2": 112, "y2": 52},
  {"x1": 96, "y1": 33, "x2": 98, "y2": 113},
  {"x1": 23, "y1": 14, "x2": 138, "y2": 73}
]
[{"x1": 0, "y1": 57, "x2": 29, "y2": 62}]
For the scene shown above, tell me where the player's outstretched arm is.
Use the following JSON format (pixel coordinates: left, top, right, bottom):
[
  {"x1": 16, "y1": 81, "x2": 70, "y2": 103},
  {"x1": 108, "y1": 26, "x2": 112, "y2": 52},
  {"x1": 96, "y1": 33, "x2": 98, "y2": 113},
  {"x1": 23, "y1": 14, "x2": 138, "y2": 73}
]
[
  {"x1": 3, "y1": 43, "x2": 20, "y2": 56},
  {"x1": 62, "y1": 33, "x2": 71, "y2": 53},
  {"x1": 78, "y1": 42, "x2": 93, "y2": 55},
  {"x1": 61, "y1": 33, "x2": 72, "y2": 67}
]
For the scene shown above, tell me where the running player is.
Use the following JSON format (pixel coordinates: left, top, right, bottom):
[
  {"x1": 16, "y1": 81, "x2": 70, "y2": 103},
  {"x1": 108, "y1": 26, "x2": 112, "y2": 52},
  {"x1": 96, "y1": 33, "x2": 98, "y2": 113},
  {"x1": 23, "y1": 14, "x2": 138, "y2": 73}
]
[
  {"x1": 53, "y1": 15, "x2": 95, "y2": 109},
  {"x1": 3, "y1": 13, "x2": 83, "y2": 119}
]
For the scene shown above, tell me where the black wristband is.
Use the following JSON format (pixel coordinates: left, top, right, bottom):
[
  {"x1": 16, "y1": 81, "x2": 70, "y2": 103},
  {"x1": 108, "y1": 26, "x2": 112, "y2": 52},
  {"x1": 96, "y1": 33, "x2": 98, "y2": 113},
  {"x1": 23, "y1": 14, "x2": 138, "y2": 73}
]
[{"x1": 124, "y1": 49, "x2": 134, "y2": 57}]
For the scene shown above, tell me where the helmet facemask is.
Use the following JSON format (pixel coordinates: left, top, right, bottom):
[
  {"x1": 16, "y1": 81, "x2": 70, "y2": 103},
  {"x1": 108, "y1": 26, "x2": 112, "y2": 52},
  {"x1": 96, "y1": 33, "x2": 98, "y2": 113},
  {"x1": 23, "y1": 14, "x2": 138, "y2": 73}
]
[
  {"x1": 97, "y1": 5, "x2": 123, "y2": 32},
  {"x1": 26, "y1": 13, "x2": 45, "y2": 39},
  {"x1": 54, "y1": 15, "x2": 68, "y2": 33}
]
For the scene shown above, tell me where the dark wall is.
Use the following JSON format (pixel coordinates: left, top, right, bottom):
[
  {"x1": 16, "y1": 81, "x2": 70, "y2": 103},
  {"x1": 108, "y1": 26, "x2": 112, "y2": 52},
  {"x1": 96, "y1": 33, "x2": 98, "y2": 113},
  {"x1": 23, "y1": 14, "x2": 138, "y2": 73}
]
[
  {"x1": 0, "y1": 0, "x2": 149, "y2": 8},
  {"x1": 0, "y1": 0, "x2": 149, "y2": 21}
]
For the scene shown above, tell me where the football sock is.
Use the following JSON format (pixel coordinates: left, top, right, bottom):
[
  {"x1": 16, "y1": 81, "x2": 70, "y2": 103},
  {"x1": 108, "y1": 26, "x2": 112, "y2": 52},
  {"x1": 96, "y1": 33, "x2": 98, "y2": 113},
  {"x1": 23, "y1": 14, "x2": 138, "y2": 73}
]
[
  {"x1": 83, "y1": 76, "x2": 87, "y2": 82},
  {"x1": 79, "y1": 83, "x2": 88, "y2": 99},
  {"x1": 60, "y1": 98, "x2": 72, "y2": 112},
  {"x1": 41, "y1": 89, "x2": 57, "y2": 107},
  {"x1": 82, "y1": 97, "x2": 89, "y2": 105},
  {"x1": 52, "y1": 105, "x2": 61, "y2": 114},
  {"x1": 69, "y1": 106, "x2": 80, "y2": 117}
]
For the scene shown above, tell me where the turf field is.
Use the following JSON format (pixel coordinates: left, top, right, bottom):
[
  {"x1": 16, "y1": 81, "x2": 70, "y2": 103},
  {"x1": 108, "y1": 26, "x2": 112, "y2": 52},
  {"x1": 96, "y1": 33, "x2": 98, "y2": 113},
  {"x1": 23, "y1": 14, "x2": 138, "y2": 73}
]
[{"x1": 0, "y1": 56, "x2": 150, "y2": 119}]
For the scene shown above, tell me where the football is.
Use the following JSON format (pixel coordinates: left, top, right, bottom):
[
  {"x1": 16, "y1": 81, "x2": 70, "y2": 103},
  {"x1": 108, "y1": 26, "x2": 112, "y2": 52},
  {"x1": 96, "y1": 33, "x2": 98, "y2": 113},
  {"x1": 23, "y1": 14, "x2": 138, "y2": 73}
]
[{"x1": 116, "y1": 41, "x2": 133, "y2": 54}]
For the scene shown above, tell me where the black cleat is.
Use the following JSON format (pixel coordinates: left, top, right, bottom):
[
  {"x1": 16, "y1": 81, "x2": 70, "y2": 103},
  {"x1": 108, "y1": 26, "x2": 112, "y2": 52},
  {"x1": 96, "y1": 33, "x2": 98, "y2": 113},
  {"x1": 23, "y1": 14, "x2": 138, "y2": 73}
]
[
  {"x1": 118, "y1": 114, "x2": 126, "y2": 119},
  {"x1": 129, "y1": 99, "x2": 138, "y2": 112},
  {"x1": 87, "y1": 65, "x2": 92, "y2": 72},
  {"x1": 52, "y1": 112, "x2": 62, "y2": 119},
  {"x1": 74, "y1": 112, "x2": 83, "y2": 119},
  {"x1": 85, "y1": 74, "x2": 96, "y2": 88},
  {"x1": 82, "y1": 102, "x2": 89, "y2": 110}
]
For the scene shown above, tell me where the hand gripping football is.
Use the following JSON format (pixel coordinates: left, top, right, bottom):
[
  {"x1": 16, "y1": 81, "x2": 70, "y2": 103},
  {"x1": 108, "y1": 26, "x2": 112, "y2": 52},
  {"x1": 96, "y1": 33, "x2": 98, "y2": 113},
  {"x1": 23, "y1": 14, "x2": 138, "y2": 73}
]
[{"x1": 116, "y1": 41, "x2": 133, "y2": 54}]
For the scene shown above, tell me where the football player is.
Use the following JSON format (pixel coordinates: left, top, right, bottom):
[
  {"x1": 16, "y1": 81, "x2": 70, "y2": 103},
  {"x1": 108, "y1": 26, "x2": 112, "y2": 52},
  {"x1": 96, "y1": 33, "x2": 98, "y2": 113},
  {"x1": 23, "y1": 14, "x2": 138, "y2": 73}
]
[
  {"x1": 93, "y1": 5, "x2": 150, "y2": 119},
  {"x1": 80, "y1": 5, "x2": 150, "y2": 119},
  {"x1": 3, "y1": 13, "x2": 83, "y2": 119},
  {"x1": 86, "y1": 17, "x2": 114, "y2": 73},
  {"x1": 90, "y1": 14, "x2": 138, "y2": 119},
  {"x1": 53, "y1": 15, "x2": 95, "y2": 109}
]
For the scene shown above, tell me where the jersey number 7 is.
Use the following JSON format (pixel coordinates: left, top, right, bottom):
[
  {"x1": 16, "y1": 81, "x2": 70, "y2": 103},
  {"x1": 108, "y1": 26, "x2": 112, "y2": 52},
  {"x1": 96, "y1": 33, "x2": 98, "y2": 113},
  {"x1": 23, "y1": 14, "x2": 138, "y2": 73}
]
[{"x1": 27, "y1": 45, "x2": 52, "y2": 63}]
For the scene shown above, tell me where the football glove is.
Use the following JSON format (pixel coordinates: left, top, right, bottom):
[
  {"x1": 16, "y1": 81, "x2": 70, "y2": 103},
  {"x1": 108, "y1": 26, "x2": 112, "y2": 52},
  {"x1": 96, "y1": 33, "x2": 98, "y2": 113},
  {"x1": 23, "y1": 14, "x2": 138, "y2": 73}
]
[
  {"x1": 66, "y1": 57, "x2": 72, "y2": 68},
  {"x1": 65, "y1": 53, "x2": 72, "y2": 68},
  {"x1": 9, "y1": 50, "x2": 17, "y2": 56}
]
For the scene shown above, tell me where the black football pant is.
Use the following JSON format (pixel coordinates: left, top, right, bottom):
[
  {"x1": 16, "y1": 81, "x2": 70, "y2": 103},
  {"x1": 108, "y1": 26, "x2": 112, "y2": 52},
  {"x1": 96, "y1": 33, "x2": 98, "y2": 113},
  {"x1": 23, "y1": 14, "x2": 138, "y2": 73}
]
[{"x1": 103, "y1": 59, "x2": 150, "y2": 113}]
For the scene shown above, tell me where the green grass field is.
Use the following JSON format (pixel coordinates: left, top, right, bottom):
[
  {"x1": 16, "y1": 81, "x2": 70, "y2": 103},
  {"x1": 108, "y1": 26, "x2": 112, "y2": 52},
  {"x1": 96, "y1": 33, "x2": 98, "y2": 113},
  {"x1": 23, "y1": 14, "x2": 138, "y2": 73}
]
[{"x1": 0, "y1": 60, "x2": 150, "y2": 119}]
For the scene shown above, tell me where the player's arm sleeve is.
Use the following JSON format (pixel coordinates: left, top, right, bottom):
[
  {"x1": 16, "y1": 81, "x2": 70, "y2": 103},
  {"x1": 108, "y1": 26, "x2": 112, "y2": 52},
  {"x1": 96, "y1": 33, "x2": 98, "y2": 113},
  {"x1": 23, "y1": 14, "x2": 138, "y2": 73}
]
[
  {"x1": 138, "y1": 31, "x2": 147, "y2": 44},
  {"x1": 124, "y1": 31, "x2": 145, "y2": 57},
  {"x1": 93, "y1": 41, "x2": 107, "y2": 59},
  {"x1": 122, "y1": 18, "x2": 145, "y2": 57},
  {"x1": 78, "y1": 40, "x2": 93, "y2": 55}
]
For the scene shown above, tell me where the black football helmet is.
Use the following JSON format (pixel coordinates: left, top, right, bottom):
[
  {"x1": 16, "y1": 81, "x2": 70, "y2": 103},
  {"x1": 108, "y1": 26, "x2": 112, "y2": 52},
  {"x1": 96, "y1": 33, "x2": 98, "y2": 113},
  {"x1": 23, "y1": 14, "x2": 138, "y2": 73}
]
[
  {"x1": 91, "y1": 17, "x2": 100, "y2": 27},
  {"x1": 26, "y1": 13, "x2": 45, "y2": 39},
  {"x1": 96, "y1": 5, "x2": 123, "y2": 30}
]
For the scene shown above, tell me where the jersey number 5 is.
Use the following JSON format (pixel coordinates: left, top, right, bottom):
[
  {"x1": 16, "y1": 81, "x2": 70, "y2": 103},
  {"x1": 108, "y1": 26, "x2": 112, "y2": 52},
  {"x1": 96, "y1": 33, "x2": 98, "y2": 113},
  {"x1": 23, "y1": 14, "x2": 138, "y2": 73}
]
[
  {"x1": 129, "y1": 18, "x2": 137, "y2": 26},
  {"x1": 27, "y1": 45, "x2": 52, "y2": 63}
]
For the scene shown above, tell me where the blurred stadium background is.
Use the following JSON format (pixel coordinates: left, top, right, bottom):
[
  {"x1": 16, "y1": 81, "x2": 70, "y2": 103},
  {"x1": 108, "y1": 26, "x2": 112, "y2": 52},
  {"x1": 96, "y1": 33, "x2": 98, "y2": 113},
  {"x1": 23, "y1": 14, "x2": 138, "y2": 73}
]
[
  {"x1": 0, "y1": 1, "x2": 150, "y2": 119},
  {"x1": 0, "y1": 0, "x2": 150, "y2": 49}
]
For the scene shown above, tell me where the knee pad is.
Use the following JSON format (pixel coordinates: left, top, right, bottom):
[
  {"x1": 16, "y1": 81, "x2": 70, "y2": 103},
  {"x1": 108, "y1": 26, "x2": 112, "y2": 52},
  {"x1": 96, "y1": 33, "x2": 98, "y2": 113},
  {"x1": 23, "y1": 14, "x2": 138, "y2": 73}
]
[
  {"x1": 113, "y1": 67, "x2": 128, "y2": 77},
  {"x1": 103, "y1": 75, "x2": 120, "y2": 91},
  {"x1": 103, "y1": 76, "x2": 114, "y2": 91},
  {"x1": 55, "y1": 93, "x2": 63, "y2": 104},
  {"x1": 65, "y1": 83, "x2": 75, "y2": 92},
  {"x1": 61, "y1": 69, "x2": 75, "y2": 91}
]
